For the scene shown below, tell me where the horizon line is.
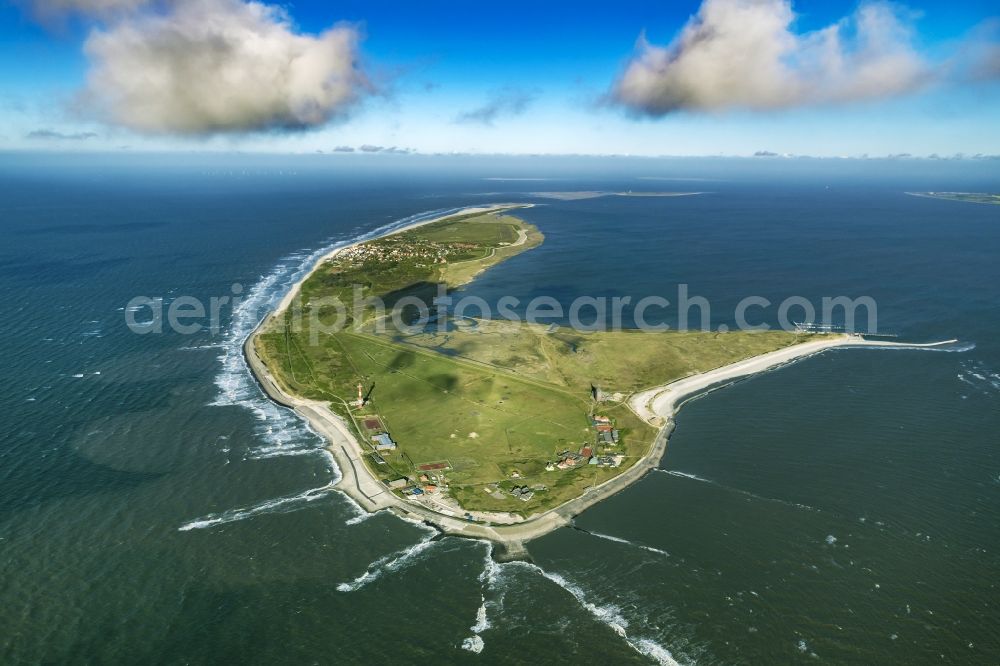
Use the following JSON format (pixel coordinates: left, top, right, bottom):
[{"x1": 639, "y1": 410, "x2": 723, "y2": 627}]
[{"x1": 3, "y1": 149, "x2": 998, "y2": 161}]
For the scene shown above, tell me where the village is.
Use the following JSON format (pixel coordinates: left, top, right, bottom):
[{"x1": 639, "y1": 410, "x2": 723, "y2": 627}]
[{"x1": 335, "y1": 235, "x2": 482, "y2": 268}]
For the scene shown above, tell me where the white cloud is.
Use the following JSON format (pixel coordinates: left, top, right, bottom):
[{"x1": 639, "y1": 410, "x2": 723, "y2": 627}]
[
  {"x1": 612, "y1": 0, "x2": 930, "y2": 115},
  {"x1": 80, "y1": 0, "x2": 371, "y2": 134}
]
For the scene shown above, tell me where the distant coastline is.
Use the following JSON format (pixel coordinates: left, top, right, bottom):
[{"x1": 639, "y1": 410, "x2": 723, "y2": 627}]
[
  {"x1": 906, "y1": 191, "x2": 1000, "y2": 205},
  {"x1": 530, "y1": 191, "x2": 706, "y2": 200}
]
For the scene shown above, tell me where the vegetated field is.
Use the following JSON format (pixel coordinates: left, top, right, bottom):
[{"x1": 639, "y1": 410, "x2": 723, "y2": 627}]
[
  {"x1": 388, "y1": 319, "x2": 809, "y2": 393},
  {"x1": 258, "y1": 209, "x2": 543, "y2": 404},
  {"x1": 255, "y1": 208, "x2": 813, "y2": 516},
  {"x1": 337, "y1": 331, "x2": 630, "y2": 515}
]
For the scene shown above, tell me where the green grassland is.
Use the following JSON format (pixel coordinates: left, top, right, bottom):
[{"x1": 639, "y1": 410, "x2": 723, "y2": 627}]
[
  {"x1": 255, "y1": 208, "x2": 813, "y2": 517},
  {"x1": 385, "y1": 319, "x2": 808, "y2": 394},
  {"x1": 258, "y1": 209, "x2": 543, "y2": 404}
]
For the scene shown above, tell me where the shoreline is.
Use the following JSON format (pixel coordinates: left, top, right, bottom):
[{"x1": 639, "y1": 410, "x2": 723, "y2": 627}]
[
  {"x1": 628, "y1": 336, "x2": 959, "y2": 423},
  {"x1": 272, "y1": 203, "x2": 531, "y2": 316},
  {"x1": 242, "y1": 205, "x2": 959, "y2": 553}
]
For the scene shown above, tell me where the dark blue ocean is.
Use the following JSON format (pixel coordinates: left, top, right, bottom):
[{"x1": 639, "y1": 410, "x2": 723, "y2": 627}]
[{"x1": 1, "y1": 153, "x2": 997, "y2": 664}]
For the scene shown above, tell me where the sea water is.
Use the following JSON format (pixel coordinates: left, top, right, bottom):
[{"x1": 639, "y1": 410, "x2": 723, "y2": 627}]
[{"x1": 1, "y1": 153, "x2": 997, "y2": 664}]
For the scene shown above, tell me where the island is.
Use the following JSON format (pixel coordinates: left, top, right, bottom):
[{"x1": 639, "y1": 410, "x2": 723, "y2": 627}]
[
  {"x1": 244, "y1": 204, "x2": 956, "y2": 558},
  {"x1": 906, "y1": 191, "x2": 1000, "y2": 205}
]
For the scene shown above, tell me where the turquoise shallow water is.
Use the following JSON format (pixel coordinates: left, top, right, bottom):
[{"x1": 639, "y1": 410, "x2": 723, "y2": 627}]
[{"x1": 1, "y1": 154, "x2": 997, "y2": 664}]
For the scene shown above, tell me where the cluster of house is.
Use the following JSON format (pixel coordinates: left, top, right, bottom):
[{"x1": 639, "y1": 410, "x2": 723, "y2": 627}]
[
  {"x1": 338, "y1": 238, "x2": 443, "y2": 264},
  {"x1": 593, "y1": 454, "x2": 625, "y2": 468},
  {"x1": 385, "y1": 467, "x2": 447, "y2": 499},
  {"x1": 543, "y1": 415, "x2": 625, "y2": 471},
  {"x1": 550, "y1": 450, "x2": 585, "y2": 470},
  {"x1": 386, "y1": 474, "x2": 441, "y2": 497},
  {"x1": 548, "y1": 446, "x2": 624, "y2": 470},
  {"x1": 338, "y1": 237, "x2": 479, "y2": 267},
  {"x1": 418, "y1": 473, "x2": 442, "y2": 494},
  {"x1": 507, "y1": 484, "x2": 544, "y2": 502},
  {"x1": 592, "y1": 415, "x2": 620, "y2": 445}
]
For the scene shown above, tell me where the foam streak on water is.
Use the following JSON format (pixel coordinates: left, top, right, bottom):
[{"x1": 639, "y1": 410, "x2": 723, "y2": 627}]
[
  {"x1": 847, "y1": 341, "x2": 976, "y2": 353},
  {"x1": 499, "y1": 561, "x2": 684, "y2": 666},
  {"x1": 344, "y1": 512, "x2": 376, "y2": 526},
  {"x1": 657, "y1": 469, "x2": 820, "y2": 513},
  {"x1": 957, "y1": 359, "x2": 1000, "y2": 396},
  {"x1": 211, "y1": 207, "x2": 465, "y2": 463},
  {"x1": 336, "y1": 535, "x2": 449, "y2": 592},
  {"x1": 460, "y1": 543, "x2": 498, "y2": 653},
  {"x1": 584, "y1": 530, "x2": 671, "y2": 558},
  {"x1": 390, "y1": 509, "x2": 443, "y2": 537},
  {"x1": 178, "y1": 484, "x2": 332, "y2": 531},
  {"x1": 460, "y1": 599, "x2": 489, "y2": 654},
  {"x1": 339, "y1": 491, "x2": 382, "y2": 526},
  {"x1": 193, "y1": 208, "x2": 467, "y2": 543}
]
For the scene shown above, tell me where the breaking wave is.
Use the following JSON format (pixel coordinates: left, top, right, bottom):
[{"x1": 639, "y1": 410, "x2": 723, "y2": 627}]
[
  {"x1": 210, "y1": 206, "x2": 466, "y2": 463},
  {"x1": 340, "y1": 492, "x2": 384, "y2": 526},
  {"x1": 470, "y1": 598, "x2": 490, "y2": 634},
  {"x1": 937, "y1": 341, "x2": 976, "y2": 353},
  {"x1": 336, "y1": 535, "x2": 452, "y2": 592},
  {"x1": 464, "y1": 543, "x2": 694, "y2": 663},
  {"x1": 460, "y1": 598, "x2": 490, "y2": 653},
  {"x1": 391, "y1": 510, "x2": 443, "y2": 537},
  {"x1": 178, "y1": 484, "x2": 332, "y2": 531},
  {"x1": 957, "y1": 359, "x2": 1000, "y2": 395},
  {"x1": 501, "y1": 561, "x2": 684, "y2": 665},
  {"x1": 344, "y1": 510, "x2": 378, "y2": 526},
  {"x1": 459, "y1": 544, "x2": 499, "y2": 653},
  {"x1": 460, "y1": 635, "x2": 485, "y2": 654}
]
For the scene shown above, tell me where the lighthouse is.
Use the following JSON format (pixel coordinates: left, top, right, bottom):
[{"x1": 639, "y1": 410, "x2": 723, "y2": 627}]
[{"x1": 355, "y1": 382, "x2": 365, "y2": 408}]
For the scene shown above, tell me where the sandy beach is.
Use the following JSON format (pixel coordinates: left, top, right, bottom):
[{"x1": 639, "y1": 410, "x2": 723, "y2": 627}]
[{"x1": 631, "y1": 335, "x2": 959, "y2": 423}]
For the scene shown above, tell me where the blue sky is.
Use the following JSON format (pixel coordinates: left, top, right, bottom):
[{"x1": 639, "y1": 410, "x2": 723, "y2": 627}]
[{"x1": 1, "y1": 0, "x2": 998, "y2": 156}]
